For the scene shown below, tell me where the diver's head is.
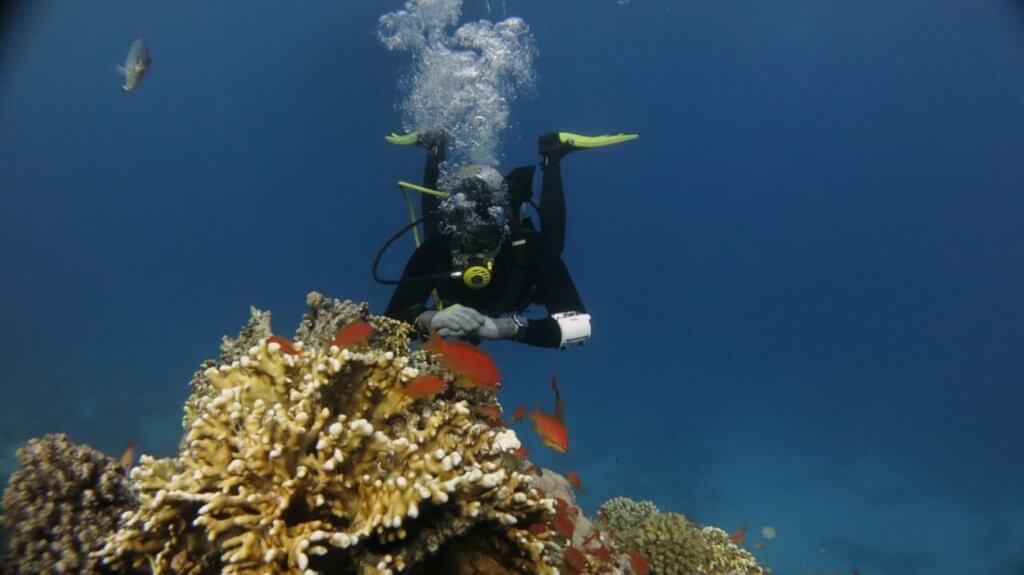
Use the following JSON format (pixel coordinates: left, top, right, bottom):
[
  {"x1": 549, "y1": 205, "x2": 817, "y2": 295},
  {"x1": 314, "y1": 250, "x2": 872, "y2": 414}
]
[
  {"x1": 455, "y1": 164, "x2": 505, "y2": 197},
  {"x1": 439, "y1": 164, "x2": 509, "y2": 288}
]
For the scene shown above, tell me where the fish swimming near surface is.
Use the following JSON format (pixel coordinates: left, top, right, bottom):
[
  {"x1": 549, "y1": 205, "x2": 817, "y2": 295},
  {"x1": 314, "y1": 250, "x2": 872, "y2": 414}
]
[{"x1": 118, "y1": 37, "x2": 151, "y2": 92}]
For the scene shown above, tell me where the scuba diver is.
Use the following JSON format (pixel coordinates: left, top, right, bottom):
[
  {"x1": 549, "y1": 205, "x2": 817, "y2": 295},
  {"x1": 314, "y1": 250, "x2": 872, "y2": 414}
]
[{"x1": 375, "y1": 130, "x2": 637, "y2": 349}]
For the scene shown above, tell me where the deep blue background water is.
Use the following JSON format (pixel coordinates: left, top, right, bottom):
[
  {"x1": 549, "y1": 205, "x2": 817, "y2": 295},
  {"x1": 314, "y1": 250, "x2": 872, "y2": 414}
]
[{"x1": 3, "y1": 1, "x2": 1024, "y2": 573}]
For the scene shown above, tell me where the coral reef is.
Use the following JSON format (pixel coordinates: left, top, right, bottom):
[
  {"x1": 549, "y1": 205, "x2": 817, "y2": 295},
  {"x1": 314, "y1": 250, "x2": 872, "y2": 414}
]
[
  {"x1": 600, "y1": 497, "x2": 763, "y2": 575},
  {"x1": 99, "y1": 293, "x2": 559, "y2": 575},
  {"x1": 600, "y1": 496, "x2": 660, "y2": 536},
  {"x1": 1, "y1": 433, "x2": 136, "y2": 575},
  {"x1": 0, "y1": 291, "x2": 766, "y2": 575}
]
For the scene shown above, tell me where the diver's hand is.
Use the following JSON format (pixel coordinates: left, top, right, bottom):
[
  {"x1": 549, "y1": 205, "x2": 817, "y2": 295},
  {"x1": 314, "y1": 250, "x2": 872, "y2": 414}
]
[
  {"x1": 477, "y1": 316, "x2": 520, "y2": 340},
  {"x1": 425, "y1": 304, "x2": 485, "y2": 338}
]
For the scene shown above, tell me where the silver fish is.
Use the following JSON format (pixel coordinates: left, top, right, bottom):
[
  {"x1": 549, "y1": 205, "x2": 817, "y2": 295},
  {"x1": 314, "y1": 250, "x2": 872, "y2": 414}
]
[{"x1": 117, "y1": 37, "x2": 151, "y2": 92}]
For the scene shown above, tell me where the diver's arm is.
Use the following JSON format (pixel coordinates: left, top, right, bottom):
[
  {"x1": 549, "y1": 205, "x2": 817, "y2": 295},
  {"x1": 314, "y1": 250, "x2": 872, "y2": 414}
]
[
  {"x1": 516, "y1": 253, "x2": 589, "y2": 349},
  {"x1": 384, "y1": 238, "x2": 446, "y2": 324}
]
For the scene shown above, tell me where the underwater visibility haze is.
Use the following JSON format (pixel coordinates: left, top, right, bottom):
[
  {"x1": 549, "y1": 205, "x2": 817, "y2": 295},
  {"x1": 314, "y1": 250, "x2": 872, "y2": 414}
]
[{"x1": 1, "y1": 0, "x2": 1024, "y2": 574}]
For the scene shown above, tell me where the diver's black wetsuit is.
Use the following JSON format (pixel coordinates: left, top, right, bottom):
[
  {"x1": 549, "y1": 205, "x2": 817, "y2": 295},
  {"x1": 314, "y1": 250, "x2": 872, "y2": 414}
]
[{"x1": 384, "y1": 142, "x2": 586, "y2": 349}]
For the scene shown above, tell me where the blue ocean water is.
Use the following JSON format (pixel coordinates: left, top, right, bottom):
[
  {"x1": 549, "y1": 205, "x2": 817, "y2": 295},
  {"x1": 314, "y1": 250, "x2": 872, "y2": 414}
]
[{"x1": 2, "y1": 1, "x2": 1023, "y2": 574}]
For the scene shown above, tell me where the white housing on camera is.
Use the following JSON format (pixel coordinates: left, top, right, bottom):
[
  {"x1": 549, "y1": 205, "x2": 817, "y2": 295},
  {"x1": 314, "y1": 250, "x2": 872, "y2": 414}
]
[{"x1": 552, "y1": 311, "x2": 591, "y2": 348}]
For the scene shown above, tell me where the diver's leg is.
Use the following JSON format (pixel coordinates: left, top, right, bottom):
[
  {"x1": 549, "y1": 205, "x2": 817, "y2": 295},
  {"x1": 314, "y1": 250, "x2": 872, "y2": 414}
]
[
  {"x1": 535, "y1": 131, "x2": 639, "y2": 256},
  {"x1": 421, "y1": 132, "x2": 447, "y2": 241},
  {"x1": 538, "y1": 134, "x2": 567, "y2": 257}
]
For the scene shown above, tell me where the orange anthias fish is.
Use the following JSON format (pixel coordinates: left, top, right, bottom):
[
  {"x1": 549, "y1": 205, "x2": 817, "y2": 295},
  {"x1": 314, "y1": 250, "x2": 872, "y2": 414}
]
[
  {"x1": 563, "y1": 547, "x2": 587, "y2": 573},
  {"x1": 566, "y1": 471, "x2": 582, "y2": 491},
  {"x1": 529, "y1": 375, "x2": 568, "y2": 453},
  {"x1": 512, "y1": 404, "x2": 526, "y2": 422},
  {"x1": 552, "y1": 497, "x2": 576, "y2": 539},
  {"x1": 728, "y1": 526, "x2": 748, "y2": 545},
  {"x1": 588, "y1": 545, "x2": 612, "y2": 564},
  {"x1": 403, "y1": 375, "x2": 448, "y2": 398},
  {"x1": 422, "y1": 331, "x2": 501, "y2": 390},
  {"x1": 117, "y1": 440, "x2": 136, "y2": 470},
  {"x1": 266, "y1": 335, "x2": 297, "y2": 355},
  {"x1": 332, "y1": 320, "x2": 374, "y2": 347},
  {"x1": 477, "y1": 405, "x2": 505, "y2": 426},
  {"x1": 512, "y1": 446, "x2": 528, "y2": 459},
  {"x1": 629, "y1": 551, "x2": 650, "y2": 575}
]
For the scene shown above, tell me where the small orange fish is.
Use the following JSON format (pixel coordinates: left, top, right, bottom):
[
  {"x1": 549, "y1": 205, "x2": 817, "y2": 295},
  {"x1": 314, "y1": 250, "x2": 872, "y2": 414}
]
[
  {"x1": 553, "y1": 512, "x2": 575, "y2": 539},
  {"x1": 117, "y1": 440, "x2": 136, "y2": 470},
  {"x1": 728, "y1": 526, "x2": 747, "y2": 545},
  {"x1": 531, "y1": 412, "x2": 568, "y2": 453},
  {"x1": 588, "y1": 545, "x2": 612, "y2": 563},
  {"x1": 332, "y1": 320, "x2": 374, "y2": 347},
  {"x1": 552, "y1": 497, "x2": 576, "y2": 539},
  {"x1": 478, "y1": 405, "x2": 505, "y2": 425},
  {"x1": 403, "y1": 375, "x2": 447, "y2": 398},
  {"x1": 563, "y1": 547, "x2": 587, "y2": 572},
  {"x1": 566, "y1": 471, "x2": 582, "y2": 491},
  {"x1": 530, "y1": 375, "x2": 568, "y2": 453},
  {"x1": 512, "y1": 404, "x2": 526, "y2": 422},
  {"x1": 266, "y1": 335, "x2": 296, "y2": 355},
  {"x1": 629, "y1": 551, "x2": 650, "y2": 575},
  {"x1": 513, "y1": 446, "x2": 528, "y2": 459},
  {"x1": 423, "y1": 331, "x2": 501, "y2": 390},
  {"x1": 753, "y1": 542, "x2": 766, "y2": 551}
]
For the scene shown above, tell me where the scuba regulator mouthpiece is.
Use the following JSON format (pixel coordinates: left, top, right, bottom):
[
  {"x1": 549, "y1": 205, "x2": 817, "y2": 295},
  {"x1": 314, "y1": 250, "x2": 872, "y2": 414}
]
[{"x1": 453, "y1": 253, "x2": 495, "y2": 289}]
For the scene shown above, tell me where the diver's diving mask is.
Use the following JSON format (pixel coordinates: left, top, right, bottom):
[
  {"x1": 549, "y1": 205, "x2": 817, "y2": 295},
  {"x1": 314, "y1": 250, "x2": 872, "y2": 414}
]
[{"x1": 441, "y1": 171, "x2": 508, "y2": 289}]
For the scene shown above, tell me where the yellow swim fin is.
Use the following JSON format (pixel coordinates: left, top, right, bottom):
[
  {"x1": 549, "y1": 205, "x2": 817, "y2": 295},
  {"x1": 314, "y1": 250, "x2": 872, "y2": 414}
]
[
  {"x1": 539, "y1": 131, "x2": 638, "y2": 159},
  {"x1": 385, "y1": 131, "x2": 422, "y2": 146},
  {"x1": 557, "y1": 132, "x2": 639, "y2": 149},
  {"x1": 385, "y1": 130, "x2": 447, "y2": 152}
]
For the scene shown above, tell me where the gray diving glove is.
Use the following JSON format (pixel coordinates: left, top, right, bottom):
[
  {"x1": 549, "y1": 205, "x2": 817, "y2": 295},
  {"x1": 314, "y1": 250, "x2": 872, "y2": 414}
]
[
  {"x1": 416, "y1": 304, "x2": 485, "y2": 338},
  {"x1": 477, "y1": 316, "x2": 520, "y2": 340}
]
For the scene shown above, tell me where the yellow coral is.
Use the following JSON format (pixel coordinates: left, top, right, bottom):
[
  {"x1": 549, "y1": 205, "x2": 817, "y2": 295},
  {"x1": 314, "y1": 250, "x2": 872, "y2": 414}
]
[
  {"x1": 617, "y1": 512, "x2": 763, "y2": 575},
  {"x1": 98, "y1": 303, "x2": 558, "y2": 575}
]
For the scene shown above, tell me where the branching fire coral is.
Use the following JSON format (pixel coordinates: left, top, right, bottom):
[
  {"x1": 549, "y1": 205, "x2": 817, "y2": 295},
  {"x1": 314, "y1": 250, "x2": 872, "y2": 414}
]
[{"x1": 98, "y1": 293, "x2": 559, "y2": 575}]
